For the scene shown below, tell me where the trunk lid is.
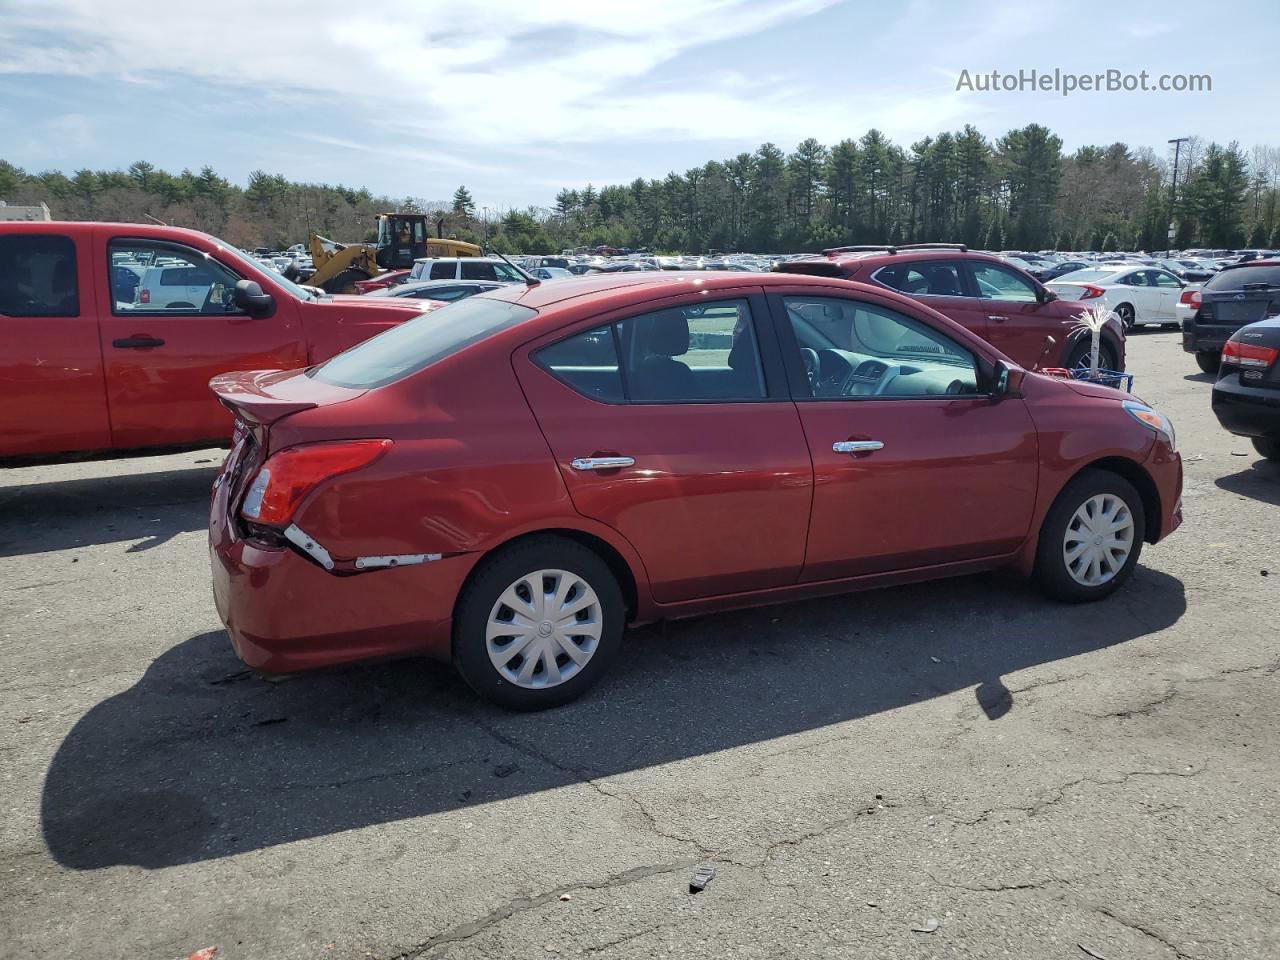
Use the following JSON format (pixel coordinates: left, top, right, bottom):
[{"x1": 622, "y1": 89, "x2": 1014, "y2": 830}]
[{"x1": 209, "y1": 368, "x2": 364, "y2": 426}]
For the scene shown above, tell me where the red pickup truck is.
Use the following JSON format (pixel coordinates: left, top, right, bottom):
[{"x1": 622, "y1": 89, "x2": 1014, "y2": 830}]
[{"x1": 0, "y1": 222, "x2": 431, "y2": 462}]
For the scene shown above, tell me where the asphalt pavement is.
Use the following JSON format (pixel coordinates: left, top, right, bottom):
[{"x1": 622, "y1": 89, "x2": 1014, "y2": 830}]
[{"x1": 2, "y1": 329, "x2": 1277, "y2": 960}]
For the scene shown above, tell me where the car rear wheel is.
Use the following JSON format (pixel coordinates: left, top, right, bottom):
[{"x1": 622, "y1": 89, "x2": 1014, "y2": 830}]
[
  {"x1": 1195, "y1": 351, "x2": 1220, "y2": 375},
  {"x1": 452, "y1": 536, "x2": 624, "y2": 710},
  {"x1": 1034, "y1": 469, "x2": 1146, "y2": 603},
  {"x1": 1116, "y1": 304, "x2": 1136, "y2": 331},
  {"x1": 1253, "y1": 437, "x2": 1280, "y2": 461}
]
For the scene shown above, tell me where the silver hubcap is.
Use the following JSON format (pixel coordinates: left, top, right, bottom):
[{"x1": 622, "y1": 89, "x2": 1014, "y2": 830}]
[
  {"x1": 486, "y1": 569, "x2": 602, "y2": 689},
  {"x1": 1063, "y1": 494, "x2": 1135, "y2": 586}
]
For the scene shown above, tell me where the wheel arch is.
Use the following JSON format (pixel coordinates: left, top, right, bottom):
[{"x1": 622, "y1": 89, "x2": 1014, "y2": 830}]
[
  {"x1": 1015, "y1": 454, "x2": 1161, "y2": 576},
  {"x1": 454, "y1": 526, "x2": 647, "y2": 624},
  {"x1": 1067, "y1": 456, "x2": 1163, "y2": 543}
]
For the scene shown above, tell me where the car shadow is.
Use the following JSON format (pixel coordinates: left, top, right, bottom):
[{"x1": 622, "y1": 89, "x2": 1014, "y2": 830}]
[
  {"x1": 42, "y1": 566, "x2": 1186, "y2": 870},
  {"x1": 1182, "y1": 372, "x2": 1216, "y2": 383},
  {"x1": 1215, "y1": 460, "x2": 1280, "y2": 505},
  {"x1": 0, "y1": 467, "x2": 216, "y2": 557}
]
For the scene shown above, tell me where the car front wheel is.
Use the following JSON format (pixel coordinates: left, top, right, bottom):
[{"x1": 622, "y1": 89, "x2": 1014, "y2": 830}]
[
  {"x1": 452, "y1": 536, "x2": 624, "y2": 710},
  {"x1": 1034, "y1": 469, "x2": 1146, "y2": 603},
  {"x1": 1253, "y1": 437, "x2": 1280, "y2": 461},
  {"x1": 1196, "y1": 351, "x2": 1221, "y2": 374}
]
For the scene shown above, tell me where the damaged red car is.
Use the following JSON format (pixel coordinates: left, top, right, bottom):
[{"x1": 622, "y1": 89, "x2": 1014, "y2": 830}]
[{"x1": 209, "y1": 271, "x2": 1182, "y2": 709}]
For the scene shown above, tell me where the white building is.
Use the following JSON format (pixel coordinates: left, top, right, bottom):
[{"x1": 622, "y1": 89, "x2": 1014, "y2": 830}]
[{"x1": 0, "y1": 201, "x2": 52, "y2": 221}]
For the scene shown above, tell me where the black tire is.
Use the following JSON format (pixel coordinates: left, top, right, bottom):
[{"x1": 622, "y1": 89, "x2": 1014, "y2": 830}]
[
  {"x1": 1034, "y1": 469, "x2": 1146, "y2": 603},
  {"x1": 168, "y1": 301, "x2": 196, "y2": 309},
  {"x1": 1116, "y1": 304, "x2": 1135, "y2": 331},
  {"x1": 1195, "y1": 351, "x2": 1220, "y2": 375},
  {"x1": 1065, "y1": 338, "x2": 1119, "y2": 372},
  {"x1": 452, "y1": 536, "x2": 625, "y2": 710},
  {"x1": 320, "y1": 267, "x2": 372, "y2": 295},
  {"x1": 1253, "y1": 437, "x2": 1280, "y2": 461}
]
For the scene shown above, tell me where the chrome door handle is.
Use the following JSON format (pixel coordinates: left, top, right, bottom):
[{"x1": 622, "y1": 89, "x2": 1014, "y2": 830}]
[
  {"x1": 832, "y1": 440, "x2": 884, "y2": 454},
  {"x1": 987, "y1": 315, "x2": 1008, "y2": 322},
  {"x1": 571, "y1": 456, "x2": 635, "y2": 471}
]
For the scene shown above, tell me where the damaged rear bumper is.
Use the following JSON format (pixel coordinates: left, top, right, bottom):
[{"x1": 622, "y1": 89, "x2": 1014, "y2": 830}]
[{"x1": 209, "y1": 483, "x2": 472, "y2": 672}]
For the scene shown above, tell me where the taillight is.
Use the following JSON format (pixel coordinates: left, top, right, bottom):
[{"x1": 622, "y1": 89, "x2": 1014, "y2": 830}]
[
  {"x1": 139, "y1": 289, "x2": 150, "y2": 303},
  {"x1": 1080, "y1": 285, "x2": 1106, "y2": 299},
  {"x1": 241, "y1": 439, "x2": 391, "y2": 526},
  {"x1": 1222, "y1": 339, "x2": 1279, "y2": 370},
  {"x1": 1179, "y1": 289, "x2": 1198, "y2": 305}
]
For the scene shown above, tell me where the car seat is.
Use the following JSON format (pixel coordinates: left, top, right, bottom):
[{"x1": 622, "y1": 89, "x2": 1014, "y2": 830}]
[{"x1": 631, "y1": 314, "x2": 695, "y2": 401}]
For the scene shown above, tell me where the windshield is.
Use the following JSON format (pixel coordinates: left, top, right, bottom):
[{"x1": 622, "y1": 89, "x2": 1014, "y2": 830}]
[
  {"x1": 215, "y1": 238, "x2": 317, "y2": 301},
  {"x1": 309, "y1": 296, "x2": 536, "y2": 389}
]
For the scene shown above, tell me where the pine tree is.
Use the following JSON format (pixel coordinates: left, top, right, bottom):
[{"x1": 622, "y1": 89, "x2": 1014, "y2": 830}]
[{"x1": 452, "y1": 185, "x2": 475, "y2": 218}]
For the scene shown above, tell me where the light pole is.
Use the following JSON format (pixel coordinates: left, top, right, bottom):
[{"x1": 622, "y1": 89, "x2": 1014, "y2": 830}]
[
  {"x1": 481, "y1": 206, "x2": 491, "y2": 241},
  {"x1": 1167, "y1": 137, "x2": 1190, "y2": 251}
]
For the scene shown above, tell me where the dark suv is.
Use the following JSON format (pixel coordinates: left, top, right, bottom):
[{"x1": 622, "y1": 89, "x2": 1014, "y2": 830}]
[
  {"x1": 1181, "y1": 260, "x2": 1280, "y2": 373},
  {"x1": 777, "y1": 244, "x2": 1124, "y2": 372}
]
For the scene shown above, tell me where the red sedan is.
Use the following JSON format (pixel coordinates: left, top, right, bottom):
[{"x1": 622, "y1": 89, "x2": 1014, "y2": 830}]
[{"x1": 209, "y1": 272, "x2": 1182, "y2": 709}]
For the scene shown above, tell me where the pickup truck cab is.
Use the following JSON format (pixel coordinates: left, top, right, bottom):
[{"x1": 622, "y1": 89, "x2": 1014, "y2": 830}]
[{"x1": 0, "y1": 221, "x2": 430, "y2": 462}]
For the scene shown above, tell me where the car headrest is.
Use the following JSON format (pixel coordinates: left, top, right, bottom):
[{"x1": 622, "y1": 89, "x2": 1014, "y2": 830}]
[{"x1": 647, "y1": 314, "x2": 689, "y2": 357}]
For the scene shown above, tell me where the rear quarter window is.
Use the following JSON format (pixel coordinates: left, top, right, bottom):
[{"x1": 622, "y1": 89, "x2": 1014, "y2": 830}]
[
  {"x1": 0, "y1": 233, "x2": 79, "y2": 317},
  {"x1": 309, "y1": 297, "x2": 535, "y2": 389}
]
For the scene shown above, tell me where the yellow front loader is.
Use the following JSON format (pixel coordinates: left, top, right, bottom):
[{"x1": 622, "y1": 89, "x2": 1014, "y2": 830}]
[{"x1": 305, "y1": 213, "x2": 481, "y2": 294}]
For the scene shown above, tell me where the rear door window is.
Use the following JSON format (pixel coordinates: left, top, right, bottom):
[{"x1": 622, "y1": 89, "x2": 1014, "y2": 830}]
[
  {"x1": 460, "y1": 261, "x2": 499, "y2": 281},
  {"x1": 429, "y1": 261, "x2": 457, "y2": 280},
  {"x1": 536, "y1": 299, "x2": 767, "y2": 404},
  {"x1": 0, "y1": 234, "x2": 79, "y2": 317},
  {"x1": 873, "y1": 261, "x2": 966, "y2": 297}
]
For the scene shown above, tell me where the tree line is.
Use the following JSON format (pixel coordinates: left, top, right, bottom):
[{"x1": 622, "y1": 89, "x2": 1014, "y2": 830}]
[{"x1": 3, "y1": 125, "x2": 1277, "y2": 255}]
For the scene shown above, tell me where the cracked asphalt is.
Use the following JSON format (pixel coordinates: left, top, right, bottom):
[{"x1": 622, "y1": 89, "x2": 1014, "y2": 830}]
[{"x1": 2, "y1": 329, "x2": 1278, "y2": 960}]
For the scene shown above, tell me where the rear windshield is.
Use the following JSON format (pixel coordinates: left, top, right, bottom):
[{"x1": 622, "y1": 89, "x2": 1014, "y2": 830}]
[
  {"x1": 1053, "y1": 269, "x2": 1120, "y2": 283},
  {"x1": 1204, "y1": 265, "x2": 1280, "y2": 291},
  {"x1": 309, "y1": 297, "x2": 536, "y2": 389}
]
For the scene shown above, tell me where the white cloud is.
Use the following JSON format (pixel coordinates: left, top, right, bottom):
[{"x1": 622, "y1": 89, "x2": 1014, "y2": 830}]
[{"x1": 0, "y1": 0, "x2": 851, "y2": 145}]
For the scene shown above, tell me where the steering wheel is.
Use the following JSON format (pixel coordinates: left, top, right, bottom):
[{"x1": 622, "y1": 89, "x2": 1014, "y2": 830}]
[{"x1": 799, "y1": 348, "x2": 820, "y2": 392}]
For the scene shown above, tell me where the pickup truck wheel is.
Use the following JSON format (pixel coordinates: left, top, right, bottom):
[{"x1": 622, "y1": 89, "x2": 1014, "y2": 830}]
[
  {"x1": 1034, "y1": 469, "x2": 1146, "y2": 603},
  {"x1": 1252, "y1": 437, "x2": 1280, "y2": 461},
  {"x1": 1195, "y1": 351, "x2": 1220, "y2": 375}
]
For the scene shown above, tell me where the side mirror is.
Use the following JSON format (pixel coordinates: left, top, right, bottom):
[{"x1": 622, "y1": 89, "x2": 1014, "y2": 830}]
[
  {"x1": 1037, "y1": 285, "x2": 1058, "y2": 303},
  {"x1": 234, "y1": 279, "x2": 274, "y2": 316},
  {"x1": 991, "y1": 360, "x2": 1026, "y2": 399}
]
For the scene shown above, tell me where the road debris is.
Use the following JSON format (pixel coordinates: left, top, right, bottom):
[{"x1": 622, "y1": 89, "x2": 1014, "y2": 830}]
[
  {"x1": 689, "y1": 866, "x2": 716, "y2": 893},
  {"x1": 911, "y1": 918, "x2": 939, "y2": 934},
  {"x1": 1078, "y1": 945, "x2": 1109, "y2": 960}
]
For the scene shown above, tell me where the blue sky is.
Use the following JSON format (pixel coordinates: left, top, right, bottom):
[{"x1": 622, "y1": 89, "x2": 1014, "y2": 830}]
[{"x1": 0, "y1": 0, "x2": 1274, "y2": 211}]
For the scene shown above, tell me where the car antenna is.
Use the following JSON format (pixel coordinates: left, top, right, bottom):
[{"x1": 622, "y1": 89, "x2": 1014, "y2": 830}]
[{"x1": 485, "y1": 247, "x2": 541, "y2": 287}]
